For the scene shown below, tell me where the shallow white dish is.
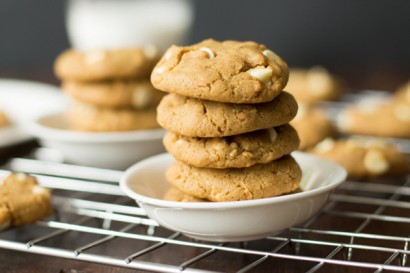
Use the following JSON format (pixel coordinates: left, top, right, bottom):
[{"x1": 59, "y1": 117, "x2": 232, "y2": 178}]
[
  {"x1": 0, "y1": 79, "x2": 68, "y2": 148},
  {"x1": 121, "y1": 152, "x2": 347, "y2": 242},
  {"x1": 29, "y1": 113, "x2": 166, "y2": 170}
]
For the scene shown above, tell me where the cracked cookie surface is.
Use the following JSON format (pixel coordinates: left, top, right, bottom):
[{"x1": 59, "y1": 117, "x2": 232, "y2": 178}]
[
  {"x1": 166, "y1": 155, "x2": 301, "y2": 202},
  {"x1": 151, "y1": 39, "x2": 289, "y2": 104},
  {"x1": 157, "y1": 91, "x2": 298, "y2": 137},
  {"x1": 163, "y1": 124, "x2": 299, "y2": 168}
]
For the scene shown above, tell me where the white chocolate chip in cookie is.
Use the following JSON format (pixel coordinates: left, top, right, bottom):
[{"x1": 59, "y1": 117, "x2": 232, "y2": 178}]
[
  {"x1": 143, "y1": 44, "x2": 158, "y2": 59},
  {"x1": 32, "y1": 185, "x2": 50, "y2": 197},
  {"x1": 364, "y1": 150, "x2": 390, "y2": 175},
  {"x1": 16, "y1": 173, "x2": 27, "y2": 182},
  {"x1": 262, "y1": 49, "x2": 281, "y2": 65},
  {"x1": 85, "y1": 50, "x2": 107, "y2": 64},
  {"x1": 314, "y1": 138, "x2": 335, "y2": 153},
  {"x1": 393, "y1": 103, "x2": 410, "y2": 122},
  {"x1": 307, "y1": 67, "x2": 331, "y2": 96},
  {"x1": 293, "y1": 103, "x2": 308, "y2": 121},
  {"x1": 267, "y1": 128, "x2": 277, "y2": 143},
  {"x1": 248, "y1": 66, "x2": 273, "y2": 85},
  {"x1": 155, "y1": 66, "x2": 168, "y2": 74},
  {"x1": 199, "y1": 47, "x2": 215, "y2": 59},
  {"x1": 132, "y1": 86, "x2": 153, "y2": 109}
]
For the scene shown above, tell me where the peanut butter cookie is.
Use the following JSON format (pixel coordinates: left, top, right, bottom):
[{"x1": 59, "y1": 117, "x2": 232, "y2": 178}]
[
  {"x1": 157, "y1": 91, "x2": 298, "y2": 137},
  {"x1": 166, "y1": 155, "x2": 301, "y2": 202},
  {"x1": 163, "y1": 124, "x2": 299, "y2": 168},
  {"x1": 151, "y1": 39, "x2": 288, "y2": 104}
]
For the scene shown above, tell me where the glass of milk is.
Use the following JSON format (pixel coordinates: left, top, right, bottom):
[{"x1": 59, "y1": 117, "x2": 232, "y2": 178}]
[{"x1": 65, "y1": 0, "x2": 194, "y2": 51}]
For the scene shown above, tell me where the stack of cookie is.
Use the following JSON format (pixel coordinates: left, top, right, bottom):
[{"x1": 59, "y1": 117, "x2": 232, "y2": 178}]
[
  {"x1": 54, "y1": 47, "x2": 164, "y2": 132},
  {"x1": 151, "y1": 39, "x2": 301, "y2": 202}
]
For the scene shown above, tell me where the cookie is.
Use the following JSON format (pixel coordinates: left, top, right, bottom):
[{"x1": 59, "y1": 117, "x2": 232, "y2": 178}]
[
  {"x1": 290, "y1": 104, "x2": 336, "y2": 150},
  {"x1": 394, "y1": 80, "x2": 410, "y2": 104},
  {"x1": 0, "y1": 173, "x2": 52, "y2": 228},
  {"x1": 310, "y1": 137, "x2": 410, "y2": 178},
  {"x1": 157, "y1": 91, "x2": 298, "y2": 137},
  {"x1": 62, "y1": 80, "x2": 164, "y2": 109},
  {"x1": 163, "y1": 187, "x2": 207, "y2": 202},
  {"x1": 67, "y1": 103, "x2": 159, "y2": 132},
  {"x1": 163, "y1": 124, "x2": 299, "y2": 169},
  {"x1": 286, "y1": 66, "x2": 343, "y2": 103},
  {"x1": 166, "y1": 155, "x2": 301, "y2": 202},
  {"x1": 338, "y1": 100, "x2": 410, "y2": 138},
  {"x1": 0, "y1": 110, "x2": 9, "y2": 128},
  {"x1": 55, "y1": 46, "x2": 159, "y2": 81},
  {"x1": 151, "y1": 39, "x2": 289, "y2": 104}
]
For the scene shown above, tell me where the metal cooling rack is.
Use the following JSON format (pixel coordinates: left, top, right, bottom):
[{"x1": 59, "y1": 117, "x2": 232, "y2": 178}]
[{"x1": 1, "y1": 154, "x2": 410, "y2": 273}]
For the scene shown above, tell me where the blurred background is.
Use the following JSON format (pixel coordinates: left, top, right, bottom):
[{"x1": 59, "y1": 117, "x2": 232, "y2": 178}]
[{"x1": 0, "y1": 0, "x2": 409, "y2": 90}]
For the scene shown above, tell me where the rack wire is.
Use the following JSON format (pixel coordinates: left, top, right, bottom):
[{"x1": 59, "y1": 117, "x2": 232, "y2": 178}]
[{"x1": 0, "y1": 153, "x2": 410, "y2": 273}]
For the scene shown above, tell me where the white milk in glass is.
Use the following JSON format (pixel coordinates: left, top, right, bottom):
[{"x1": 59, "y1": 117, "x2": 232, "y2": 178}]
[{"x1": 66, "y1": 0, "x2": 194, "y2": 51}]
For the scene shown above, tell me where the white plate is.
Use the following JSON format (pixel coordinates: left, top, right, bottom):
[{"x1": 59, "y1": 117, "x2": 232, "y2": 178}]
[
  {"x1": 0, "y1": 79, "x2": 68, "y2": 148},
  {"x1": 121, "y1": 152, "x2": 347, "y2": 242},
  {"x1": 28, "y1": 113, "x2": 166, "y2": 169}
]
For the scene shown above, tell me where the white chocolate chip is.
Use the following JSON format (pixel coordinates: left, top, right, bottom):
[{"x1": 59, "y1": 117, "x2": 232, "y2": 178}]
[
  {"x1": 314, "y1": 138, "x2": 335, "y2": 153},
  {"x1": 337, "y1": 112, "x2": 354, "y2": 131},
  {"x1": 294, "y1": 103, "x2": 308, "y2": 121},
  {"x1": 262, "y1": 49, "x2": 277, "y2": 61},
  {"x1": 199, "y1": 47, "x2": 215, "y2": 59},
  {"x1": 393, "y1": 103, "x2": 410, "y2": 122},
  {"x1": 16, "y1": 173, "x2": 27, "y2": 182},
  {"x1": 155, "y1": 66, "x2": 167, "y2": 74},
  {"x1": 143, "y1": 44, "x2": 158, "y2": 59},
  {"x1": 85, "y1": 50, "x2": 107, "y2": 64},
  {"x1": 364, "y1": 150, "x2": 390, "y2": 174},
  {"x1": 32, "y1": 185, "x2": 50, "y2": 197},
  {"x1": 248, "y1": 66, "x2": 273, "y2": 85},
  {"x1": 132, "y1": 86, "x2": 153, "y2": 109},
  {"x1": 307, "y1": 67, "x2": 332, "y2": 96},
  {"x1": 267, "y1": 128, "x2": 277, "y2": 143}
]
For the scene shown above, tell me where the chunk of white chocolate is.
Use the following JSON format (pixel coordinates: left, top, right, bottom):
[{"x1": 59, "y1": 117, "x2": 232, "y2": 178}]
[
  {"x1": 85, "y1": 50, "x2": 107, "y2": 64},
  {"x1": 132, "y1": 87, "x2": 152, "y2": 109},
  {"x1": 248, "y1": 66, "x2": 273, "y2": 85},
  {"x1": 143, "y1": 44, "x2": 158, "y2": 59},
  {"x1": 16, "y1": 173, "x2": 27, "y2": 182},
  {"x1": 32, "y1": 185, "x2": 50, "y2": 197},
  {"x1": 199, "y1": 47, "x2": 215, "y2": 59},
  {"x1": 155, "y1": 66, "x2": 167, "y2": 74},
  {"x1": 364, "y1": 150, "x2": 390, "y2": 174},
  {"x1": 393, "y1": 103, "x2": 410, "y2": 122},
  {"x1": 267, "y1": 128, "x2": 277, "y2": 143},
  {"x1": 314, "y1": 138, "x2": 335, "y2": 153},
  {"x1": 262, "y1": 49, "x2": 278, "y2": 61}
]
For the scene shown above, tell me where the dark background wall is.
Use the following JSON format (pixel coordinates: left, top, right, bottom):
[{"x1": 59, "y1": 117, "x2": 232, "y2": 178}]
[{"x1": 0, "y1": 0, "x2": 409, "y2": 89}]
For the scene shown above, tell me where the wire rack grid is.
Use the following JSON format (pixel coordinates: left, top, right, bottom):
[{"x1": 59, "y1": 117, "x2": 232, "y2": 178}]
[{"x1": 0, "y1": 155, "x2": 410, "y2": 273}]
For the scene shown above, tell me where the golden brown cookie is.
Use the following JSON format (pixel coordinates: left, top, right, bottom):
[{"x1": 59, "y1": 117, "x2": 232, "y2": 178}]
[
  {"x1": 55, "y1": 47, "x2": 159, "y2": 81},
  {"x1": 394, "y1": 80, "x2": 410, "y2": 104},
  {"x1": 338, "y1": 100, "x2": 410, "y2": 138},
  {"x1": 166, "y1": 155, "x2": 301, "y2": 202},
  {"x1": 0, "y1": 173, "x2": 52, "y2": 228},
  {"x1": 286, "y1": 66, "x2": 343, "y2": 103},
  {"x1": 151, "y1": 39, "x2": 289, "y2": 104},
  {"x1": 0, "y1": 110, "x2": 10, "y2": 128},
  {"x1": 67, "y1": 103, "x2": 160, "y2": 132},
  {"x1": 163, "y1": 124, "x2": 299, "y2": 169},
  {"x1": 290, "y1": 104, "x2": 336, "y2": 150},
  {"x1": 310, "y1": 137, "x2": 410, "y2": 178},
  {"x1": 163, "y1": 187, "x2": 207, "y2": 202},
  {"x1": 157, "y1": 91, "x2": 298, "y2": 137},
  {"x1": 62, "y1": 80, "x2": 164, "y2": 109}
]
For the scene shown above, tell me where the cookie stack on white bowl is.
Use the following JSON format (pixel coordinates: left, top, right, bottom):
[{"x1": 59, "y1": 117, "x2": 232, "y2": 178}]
[
  {"x1": 151, "y1": 39, "x2": 301, "y2": 202},
  {"x1": 54, "y1": 47, "x2": 164, "y2": 132}
]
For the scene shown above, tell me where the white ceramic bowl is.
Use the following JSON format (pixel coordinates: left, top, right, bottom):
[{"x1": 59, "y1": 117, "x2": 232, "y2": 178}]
[
  {"x1": 120, "y1": 152, "x2": 347, "y2": 242},
  {"x1": 28, "y1": 113, "x2": 165, "y2": 170}
]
